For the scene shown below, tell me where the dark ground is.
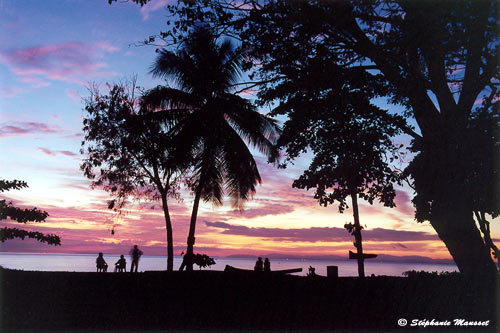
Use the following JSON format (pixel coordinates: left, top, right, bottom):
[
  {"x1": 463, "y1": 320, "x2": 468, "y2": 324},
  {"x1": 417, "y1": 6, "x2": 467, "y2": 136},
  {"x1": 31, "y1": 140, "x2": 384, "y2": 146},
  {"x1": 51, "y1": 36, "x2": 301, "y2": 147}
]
[{"x1": 0, "y1": 268, "x2": 498, "y2": 332}]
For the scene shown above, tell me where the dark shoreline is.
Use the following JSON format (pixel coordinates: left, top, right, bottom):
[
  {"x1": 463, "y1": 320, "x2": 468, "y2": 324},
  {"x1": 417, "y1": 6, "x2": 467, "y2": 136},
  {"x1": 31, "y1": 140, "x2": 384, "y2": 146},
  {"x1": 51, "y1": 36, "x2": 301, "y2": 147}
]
[{"x1": 1, "y1": 268, "x2": 497, "y2": 332}]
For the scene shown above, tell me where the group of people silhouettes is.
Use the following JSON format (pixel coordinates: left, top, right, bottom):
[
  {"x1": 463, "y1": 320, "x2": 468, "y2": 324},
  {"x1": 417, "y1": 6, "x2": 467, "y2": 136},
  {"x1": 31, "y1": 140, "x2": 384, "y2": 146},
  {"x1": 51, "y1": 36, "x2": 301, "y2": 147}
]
[
  {"x1": 98, "y1": 249, "x2": 271, "y2": 273},
  {"x1": 254, "y1": 257, "x2": 271, "y2": 272},
  {"x1": 96, "y1": 245, "x2": 143, "y2": 273}
]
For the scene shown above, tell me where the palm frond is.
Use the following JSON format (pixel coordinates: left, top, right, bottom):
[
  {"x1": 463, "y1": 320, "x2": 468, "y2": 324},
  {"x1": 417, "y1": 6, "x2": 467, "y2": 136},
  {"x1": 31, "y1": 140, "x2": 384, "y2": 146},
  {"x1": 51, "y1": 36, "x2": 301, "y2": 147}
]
[
  {"x1": 219, "y1": 121, "x2": 261, "y2": 209},
  {"x1": 141, "y1": 85, "x2": 199, "y2": 111},
  {"x1": 222, "y1": 94, "x2": 281, "y2": 158}
]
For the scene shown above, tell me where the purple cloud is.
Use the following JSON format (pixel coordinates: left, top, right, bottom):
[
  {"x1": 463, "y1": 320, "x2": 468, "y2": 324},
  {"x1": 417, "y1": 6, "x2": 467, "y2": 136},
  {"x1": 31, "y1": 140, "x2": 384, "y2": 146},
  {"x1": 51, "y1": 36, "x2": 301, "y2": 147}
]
[
  {"x1": 393, "y1": 190, "x2": 414, "y2": 215},
  {"x1": 0, "y1": 41, "x2": 119, "y2": 86},
  {"x1": 205, "y1": 221, "x2": 439, "y2": 243},
  {"x1": 228, "y1": 201, "x2": 294, "y2": 219},
  {"x1": 0, "y1": 122, "x2": 59, "y2": 137}
]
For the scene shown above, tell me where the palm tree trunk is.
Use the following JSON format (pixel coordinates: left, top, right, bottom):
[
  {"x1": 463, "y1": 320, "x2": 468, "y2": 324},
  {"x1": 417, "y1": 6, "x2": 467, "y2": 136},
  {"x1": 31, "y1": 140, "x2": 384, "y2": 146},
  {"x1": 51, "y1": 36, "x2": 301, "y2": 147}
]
[
  {"x1": 184, "y1": 179, "x2": 204, "y2": 272},
  {"x1": 160, "y1": 192, "x2": 174, "y2": 272},
  {"x1": 351, "y1": 190, "x2": 365, "y2": 278}
]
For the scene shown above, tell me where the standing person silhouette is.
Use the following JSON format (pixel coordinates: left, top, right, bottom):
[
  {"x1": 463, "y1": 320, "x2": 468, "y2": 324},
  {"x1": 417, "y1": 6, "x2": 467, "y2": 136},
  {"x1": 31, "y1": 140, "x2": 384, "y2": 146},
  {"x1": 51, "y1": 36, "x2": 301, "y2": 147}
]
[
  {"x1": 254, "y1": 257, "x2": 264, "y2": 271},
  {"x1": 264, "y1": 258, "x2": 271, "y2": 272},
  {"x1": 129, "y1": 245, "x2": 143, "y2": 272}
]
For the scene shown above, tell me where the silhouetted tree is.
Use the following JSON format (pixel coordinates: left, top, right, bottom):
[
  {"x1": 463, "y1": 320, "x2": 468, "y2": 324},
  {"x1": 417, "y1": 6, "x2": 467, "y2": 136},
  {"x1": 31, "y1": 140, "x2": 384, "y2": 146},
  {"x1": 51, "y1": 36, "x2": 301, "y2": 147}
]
[
  {"x1": 158, "y1": 0, "x2": 500, "y2": 281},
  {"x1": 144, "y1": 27, "x2": 279, "y2": 271},
  {"x1": 0, "y1": 179, "x2": 60, "y2": 245},
  {"x1": 283, "y1": 93, "x2": 402, "y2": 278},
  {"x1": 81, "y1": 79, "x2": 184, "y2": 271}
]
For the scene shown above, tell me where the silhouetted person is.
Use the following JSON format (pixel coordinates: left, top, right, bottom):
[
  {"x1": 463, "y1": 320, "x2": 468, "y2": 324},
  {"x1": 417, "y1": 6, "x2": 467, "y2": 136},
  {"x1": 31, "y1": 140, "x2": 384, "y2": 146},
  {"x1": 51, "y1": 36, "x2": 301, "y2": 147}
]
[
  {"x1": 254, "y1": 257, "x2": 263, "y2": 271},
  {"x1": 264, "y1": 258, "x2": 271, "y2": 272},
  {"x1": 129, "y1": 245, "x2": 143, "y2": 272},
  {"x1": 114, "y1": 254, "x2": 126, "y2": 272},
  {"x1": 96, "y1": 252, "x2": 108, "y2": 272}
]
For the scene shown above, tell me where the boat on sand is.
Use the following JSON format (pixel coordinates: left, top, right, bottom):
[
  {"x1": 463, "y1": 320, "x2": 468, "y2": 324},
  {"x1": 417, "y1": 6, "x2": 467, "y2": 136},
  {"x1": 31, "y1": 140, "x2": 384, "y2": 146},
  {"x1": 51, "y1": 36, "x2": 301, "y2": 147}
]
[{"x1": 224, "y1": 265, "x2": 302, "y2": 275}]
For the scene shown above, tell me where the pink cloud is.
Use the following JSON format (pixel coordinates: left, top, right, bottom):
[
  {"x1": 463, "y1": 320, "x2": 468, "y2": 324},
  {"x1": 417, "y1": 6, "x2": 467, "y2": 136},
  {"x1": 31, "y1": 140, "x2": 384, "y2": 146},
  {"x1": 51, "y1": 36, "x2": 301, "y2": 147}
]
[
  {"x1": 0, "y1": 121, "x2": 60, "y2": 137},
  {"x1": 18, "y1": 75, "x2": 50, "y2": 88},
  {"x1": 140, "y1": 0, "x2": 171, "y2": 20},
  {"x1": 0, "y1": 41, "x2": 119, "y2": 86}
]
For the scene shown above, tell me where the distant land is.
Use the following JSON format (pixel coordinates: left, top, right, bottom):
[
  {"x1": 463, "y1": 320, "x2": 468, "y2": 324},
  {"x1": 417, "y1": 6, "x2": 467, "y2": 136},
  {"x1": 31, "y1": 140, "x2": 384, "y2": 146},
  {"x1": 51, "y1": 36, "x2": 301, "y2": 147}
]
[{"x1": 224, "y1": 253, "x2": 455, "y2": 265}]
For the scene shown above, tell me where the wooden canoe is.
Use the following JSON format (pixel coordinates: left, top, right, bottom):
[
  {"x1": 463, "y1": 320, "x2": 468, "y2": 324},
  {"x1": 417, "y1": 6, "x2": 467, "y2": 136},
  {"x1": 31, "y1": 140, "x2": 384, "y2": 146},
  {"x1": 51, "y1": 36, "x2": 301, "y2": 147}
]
[
  {"x1": 224, "y1": 265, "x2": 302, "y2": 275},
  {"x1": 349, "y1": 250, "x2": 377, "y2": 260}
]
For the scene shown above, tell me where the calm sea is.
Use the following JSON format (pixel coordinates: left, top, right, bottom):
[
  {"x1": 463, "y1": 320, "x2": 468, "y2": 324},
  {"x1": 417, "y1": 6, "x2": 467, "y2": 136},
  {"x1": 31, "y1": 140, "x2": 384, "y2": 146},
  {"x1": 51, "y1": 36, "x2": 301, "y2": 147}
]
[{"x1": 0, "y1": 253, "x2": 458, "y2": 277}]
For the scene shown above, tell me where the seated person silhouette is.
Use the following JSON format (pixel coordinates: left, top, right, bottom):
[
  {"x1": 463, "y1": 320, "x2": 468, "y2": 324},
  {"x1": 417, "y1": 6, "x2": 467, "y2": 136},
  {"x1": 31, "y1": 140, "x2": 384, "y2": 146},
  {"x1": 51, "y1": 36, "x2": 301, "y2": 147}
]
[
  {"x1": 96, "y1": 252, "x2": 108, "y2": 272},
  {"x1": 114, "y1": 254, "x2": 126, "y2": 272},
  {"x1": 254, "y1": 257, "x2": 264, "y2": 271},
  {"x1": 264, "y1": 258, "x2": 271, "y2": 272}
]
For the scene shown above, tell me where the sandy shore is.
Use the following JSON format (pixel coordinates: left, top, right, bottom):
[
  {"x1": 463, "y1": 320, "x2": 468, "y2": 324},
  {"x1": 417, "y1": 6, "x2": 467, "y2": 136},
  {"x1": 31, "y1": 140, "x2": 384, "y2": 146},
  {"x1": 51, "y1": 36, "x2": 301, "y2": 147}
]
[{"x1": 0, "y1": 268, "x2": 497, "y2": 331}]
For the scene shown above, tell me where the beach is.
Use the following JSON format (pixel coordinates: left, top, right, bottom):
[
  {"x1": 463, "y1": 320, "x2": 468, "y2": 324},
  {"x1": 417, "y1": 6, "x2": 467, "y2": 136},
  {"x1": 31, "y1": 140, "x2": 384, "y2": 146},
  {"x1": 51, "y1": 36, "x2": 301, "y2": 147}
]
[{"x1": 1, "y1": 267, "x2": 497, "y2": 331}]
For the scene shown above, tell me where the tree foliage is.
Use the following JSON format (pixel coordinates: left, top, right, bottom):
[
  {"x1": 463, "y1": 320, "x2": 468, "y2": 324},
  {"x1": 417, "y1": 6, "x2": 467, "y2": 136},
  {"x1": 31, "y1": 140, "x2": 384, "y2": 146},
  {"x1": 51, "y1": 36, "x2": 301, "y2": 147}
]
[
  {"x1": 81, "y1": 78, "x2": 184, "y2": 271},
  {"x1": 283, "y1": 96, "x2": 402, "y2": 211},
  {"x1": 0, "y1": 179, "x2": 60, "y2": 245},
  {"x1": 276, "y1": 86, "x2": 402, "y2": 277},
  {"x1": 81, "y1": 79, "x2": 181, "y2": 210}
]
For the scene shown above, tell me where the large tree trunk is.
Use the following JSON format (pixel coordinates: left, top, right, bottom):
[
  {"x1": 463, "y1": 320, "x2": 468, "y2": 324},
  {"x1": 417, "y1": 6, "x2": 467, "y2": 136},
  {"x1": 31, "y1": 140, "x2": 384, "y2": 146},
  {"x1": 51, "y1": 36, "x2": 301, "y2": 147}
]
[
  {"x1": 430, "y1": 188, "x2": 497, "y2": 283},
  {"x1": 160, "y1": 192, "x2": 174, "y2": 272},
  {"x1": 351, "y1": 190, "x2": 365, "y2": 278},
  {"x1": 425, "y1": 133, "x2": 498, "y2": 283}
]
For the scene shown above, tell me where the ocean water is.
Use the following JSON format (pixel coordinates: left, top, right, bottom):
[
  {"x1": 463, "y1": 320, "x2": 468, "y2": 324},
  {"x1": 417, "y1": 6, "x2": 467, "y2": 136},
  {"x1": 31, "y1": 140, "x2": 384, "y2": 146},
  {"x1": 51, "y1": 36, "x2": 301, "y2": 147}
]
[{"x1": 0, "y1": 253, "x2": 458, "y2": 277}]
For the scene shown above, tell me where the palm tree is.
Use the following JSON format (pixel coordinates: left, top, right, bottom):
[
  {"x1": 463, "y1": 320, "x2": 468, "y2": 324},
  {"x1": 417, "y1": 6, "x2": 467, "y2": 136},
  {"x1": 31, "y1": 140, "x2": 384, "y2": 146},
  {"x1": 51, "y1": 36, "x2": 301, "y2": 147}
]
[{"x1": 142, "y1": 28, "x2": 280, "y2": 271}]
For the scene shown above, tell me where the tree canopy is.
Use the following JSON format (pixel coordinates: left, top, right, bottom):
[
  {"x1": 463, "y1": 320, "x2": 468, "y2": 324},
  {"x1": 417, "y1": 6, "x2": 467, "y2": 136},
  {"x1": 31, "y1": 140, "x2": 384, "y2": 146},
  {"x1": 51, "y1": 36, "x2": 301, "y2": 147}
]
[{"x1": 156, "y1": 0, "x2": 500, "y2": 279}]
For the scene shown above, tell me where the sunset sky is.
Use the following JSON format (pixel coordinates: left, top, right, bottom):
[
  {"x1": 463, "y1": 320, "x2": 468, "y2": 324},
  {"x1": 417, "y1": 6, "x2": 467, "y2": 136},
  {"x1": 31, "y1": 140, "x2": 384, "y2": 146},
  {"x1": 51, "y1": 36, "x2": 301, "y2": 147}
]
[{"x1": 1, "y1": 0, "x2": 497, "y2": 261}]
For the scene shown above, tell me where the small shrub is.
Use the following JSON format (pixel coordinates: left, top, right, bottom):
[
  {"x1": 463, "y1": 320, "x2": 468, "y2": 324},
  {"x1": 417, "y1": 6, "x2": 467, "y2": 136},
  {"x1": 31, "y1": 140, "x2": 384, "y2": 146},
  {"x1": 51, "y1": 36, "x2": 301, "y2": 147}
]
[{"x1": 193, "y1": 253, "x2": 216, "y2": 269}]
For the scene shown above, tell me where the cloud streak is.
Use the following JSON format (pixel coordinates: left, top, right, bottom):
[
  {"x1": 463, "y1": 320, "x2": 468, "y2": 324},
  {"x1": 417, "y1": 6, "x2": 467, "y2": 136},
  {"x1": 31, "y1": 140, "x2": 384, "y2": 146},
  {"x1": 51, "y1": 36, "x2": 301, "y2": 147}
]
[
  {"x1": 205, "y1": 221, "x2": 439, "y2": 243},
  {"x1": 0, "y1": 121, "x2": 60, "y2": 137},
  {"x1": 37, "y1": 147, "x2": 78, "y2": 157}
]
